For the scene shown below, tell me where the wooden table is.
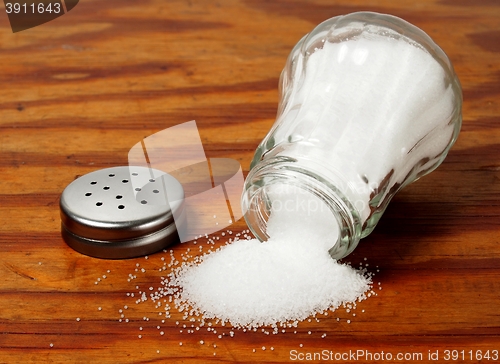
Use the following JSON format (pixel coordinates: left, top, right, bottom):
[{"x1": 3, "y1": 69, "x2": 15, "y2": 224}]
[{"x1": 0, "y1": 0, "x2": 499, "y2": 363}]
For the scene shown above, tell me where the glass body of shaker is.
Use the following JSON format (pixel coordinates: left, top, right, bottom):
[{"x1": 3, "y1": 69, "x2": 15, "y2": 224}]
[{"x1": 241, "y1": 12, "x2": 462, "y2": 259}]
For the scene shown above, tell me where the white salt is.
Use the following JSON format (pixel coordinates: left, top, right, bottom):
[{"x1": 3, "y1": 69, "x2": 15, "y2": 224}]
[
  {"x1": 172, "y1": 185, "x2": 372, "y2": 328},
  {"x1": 275, "y1": 32, "x2": 456, "y2": 223}
]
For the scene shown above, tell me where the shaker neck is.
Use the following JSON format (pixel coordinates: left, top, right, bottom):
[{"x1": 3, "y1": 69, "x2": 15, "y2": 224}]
[{"x1": 241, "y1": 157, "x2": 362, "y2": 259}]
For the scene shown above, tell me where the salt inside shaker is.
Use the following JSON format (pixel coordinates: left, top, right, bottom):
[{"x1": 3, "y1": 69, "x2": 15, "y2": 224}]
[{"x1": 241, "y1": 12, "x2": 462, "y2": 259}]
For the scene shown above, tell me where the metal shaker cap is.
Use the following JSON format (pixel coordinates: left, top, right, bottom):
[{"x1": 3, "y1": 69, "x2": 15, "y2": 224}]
[{"x1": 60, "y1": 166, "x2": 184, "y2": 259}]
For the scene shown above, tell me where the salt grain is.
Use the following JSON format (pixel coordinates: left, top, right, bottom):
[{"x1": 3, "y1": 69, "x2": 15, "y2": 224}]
[
  {"x1": 172, "y1": 187, "x2": 372, "y2": 328},
  {"x1": 85, "y1": 177, "x2": 379, "y2": 351}
]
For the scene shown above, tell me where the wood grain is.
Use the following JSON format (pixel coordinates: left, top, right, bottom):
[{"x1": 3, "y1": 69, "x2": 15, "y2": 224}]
[{"x1": 0, "y1": 0, "x2": 499, "y2": 362}]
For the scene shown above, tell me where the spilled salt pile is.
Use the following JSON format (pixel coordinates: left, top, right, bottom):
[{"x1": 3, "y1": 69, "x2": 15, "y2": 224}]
[
  {"x1": 170, "y1": 185, "x2": 372, "y2": 328},
  {"x1": 81, "y1": 186, "x2": 378, "y2": 354}
]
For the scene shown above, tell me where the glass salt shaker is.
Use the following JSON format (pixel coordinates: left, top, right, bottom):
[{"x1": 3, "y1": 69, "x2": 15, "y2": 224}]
[{"x1": 241, "y1": 12, "x2": 462, "y2": 259}]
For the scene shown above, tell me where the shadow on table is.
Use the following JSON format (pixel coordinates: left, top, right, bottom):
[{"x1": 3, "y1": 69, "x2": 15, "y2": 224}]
[{"x1": 350, "y1": 142, "x2": 500, "y2": 270}]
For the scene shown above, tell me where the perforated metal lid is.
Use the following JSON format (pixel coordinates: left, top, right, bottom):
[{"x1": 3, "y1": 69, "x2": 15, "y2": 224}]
[{"x1": 60, "y1": 166, "x2": 185, "y2": 259}]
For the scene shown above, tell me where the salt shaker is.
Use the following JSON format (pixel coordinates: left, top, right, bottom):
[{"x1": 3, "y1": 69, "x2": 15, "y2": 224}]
[{"x1": 241, "y1": 12, "x2": 462, "y2": 259}]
